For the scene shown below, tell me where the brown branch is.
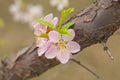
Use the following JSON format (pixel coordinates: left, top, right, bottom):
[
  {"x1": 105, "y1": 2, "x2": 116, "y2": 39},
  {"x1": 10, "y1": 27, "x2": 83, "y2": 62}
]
[{"x1": 0, "y1": 0, "x2": 120, "y2": 80}]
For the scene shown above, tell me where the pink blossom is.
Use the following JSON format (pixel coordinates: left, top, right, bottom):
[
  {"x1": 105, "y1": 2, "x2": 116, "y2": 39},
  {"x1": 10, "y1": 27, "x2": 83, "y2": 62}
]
[
  {"x1": 34, "y1": 13, "x2": 59, "y2": 56},
  {"x1": 34, "y1": 13, "x2": 80, "y2": 64},
  {"x1": 34, "y1": 13, "x2": 58, "y2": 36},
  {"x1": 45, "y1": 29, "x2": 80, "y2": 64},
  {"x1": 44, "y1": 13, "x2": 58, "y2": 27}
]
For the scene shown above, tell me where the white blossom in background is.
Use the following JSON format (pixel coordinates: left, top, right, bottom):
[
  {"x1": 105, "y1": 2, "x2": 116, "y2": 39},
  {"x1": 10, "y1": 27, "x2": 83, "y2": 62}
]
[
  {"x1": 50, "y1": 0, "x2": 69, "y2": 11},
  {"x1": 9, "y1": 0, "x2": 43, "y2": 27}
]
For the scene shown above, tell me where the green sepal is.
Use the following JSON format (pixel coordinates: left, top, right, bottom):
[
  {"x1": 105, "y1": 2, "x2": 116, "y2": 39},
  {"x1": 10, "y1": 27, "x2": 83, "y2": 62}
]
[
  {"x1": 35, "y1": 33, "x2": 48, "y2": 38},
  {"x1": 40, "y1": 33, "x2": 48, "y2": 38}
]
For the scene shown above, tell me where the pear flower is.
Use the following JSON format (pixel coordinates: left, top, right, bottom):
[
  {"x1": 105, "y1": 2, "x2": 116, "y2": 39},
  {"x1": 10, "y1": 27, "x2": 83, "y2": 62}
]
[
  {"x1": 44, "y1": 29, "x2": 80, "y2": 64},
  {"x1": 50, "y1": 0, "x2": 69, "y2": 11}
]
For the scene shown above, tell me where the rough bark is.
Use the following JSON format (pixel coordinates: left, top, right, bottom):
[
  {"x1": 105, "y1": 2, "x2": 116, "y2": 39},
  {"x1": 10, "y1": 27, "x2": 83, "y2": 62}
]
[{"x1": 0, "y1": 0, "x2": 120, "y2": 80}]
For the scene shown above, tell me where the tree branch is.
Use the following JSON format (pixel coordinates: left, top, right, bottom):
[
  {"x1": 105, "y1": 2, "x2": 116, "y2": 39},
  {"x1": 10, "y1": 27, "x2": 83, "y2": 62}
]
[{"x1": 0, "y1": 0, "x2": 120, "y2": 80}]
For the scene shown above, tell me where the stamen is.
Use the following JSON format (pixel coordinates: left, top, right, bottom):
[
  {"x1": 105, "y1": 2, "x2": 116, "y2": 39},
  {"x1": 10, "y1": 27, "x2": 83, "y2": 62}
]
[{"x1": 57, "y1": 39, "x2": 67, "y2": 53}]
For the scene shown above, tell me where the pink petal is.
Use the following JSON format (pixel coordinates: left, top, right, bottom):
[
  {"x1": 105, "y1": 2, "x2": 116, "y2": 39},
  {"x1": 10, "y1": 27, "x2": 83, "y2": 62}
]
[
  {"x1": 51, "y1": 17, "x2": 58, "y2": 27},
  {"x1": 48, "y1": 31, "x2": 61, "y2": 43},
  {"x1": 56, "y1": 50, "x2": 71, "y2": 64},
  {"x1": 67, "y1": 41, "x2": 80, "y2": 53},
  {"x1": 37, "y1": 48, "x2": 45, "y2": 56},
  {"x1": 34, "y1": 23, "x2": 47, "y2": 36},
  {"x1": 37, "y1": 41, "x2": 51, "y2": 56},
  {"x1": 44, "y1": 13, "x2": 53, "y2": 22},
  {"x1": 36, "y1": 38, "x2": 47, "y2": 47},
  {"x1": 45, "y1": 44, "x2": 57, "y2": 59},
  {"x1": 63, "y1": 29, "x2": 75, "y2": 41}
]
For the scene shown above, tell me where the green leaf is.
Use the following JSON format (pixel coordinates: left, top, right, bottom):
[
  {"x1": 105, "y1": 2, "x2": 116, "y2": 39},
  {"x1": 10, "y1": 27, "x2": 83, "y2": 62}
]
[
  {"x1": 59, "y1": 8, "x2": 74, "y2": 27},
  {"x1": 57, "y1": 29, "x2": 70, "y2": 36},
  {"x1": 62, "y1": 22, "x2": 74, "y2": 30},
  {"x1": 36, "y1": 19, "x2": 55, "y2": 29}
]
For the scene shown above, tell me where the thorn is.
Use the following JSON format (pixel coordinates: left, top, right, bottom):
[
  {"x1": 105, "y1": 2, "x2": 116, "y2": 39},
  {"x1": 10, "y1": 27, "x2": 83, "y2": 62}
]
[
  {"x1": 101, "y1": 41, "x2": 114, "y2": 60},
  {"x1": 71, "y1": 59, "x2": 105, "y2": 80}
]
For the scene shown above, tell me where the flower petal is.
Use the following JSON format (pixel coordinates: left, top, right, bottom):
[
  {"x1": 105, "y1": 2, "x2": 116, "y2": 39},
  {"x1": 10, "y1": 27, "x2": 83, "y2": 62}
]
[
  {"x1": 45, "y1": 44, "x2": 57, "y2": 59},
  {"x1": 56, "y1": 50, "x2": 71, "y2": 64},
  {"x1": 34, "y1": 23, "x2": 47, "y2": 36},
  {"x1": 37, "y1": 48, "x2": 45, "y2": 56},
  {"x1": 63, "y1": 29, "x2": 75, "y2": 41},
  {"x1": 44, "y1": 13, "x2": 53, "y2": 22},
  {"x1": 67, "y1": 41, "x2": 80, "y2": 53},
  {"x1": 36, "y1": 38, "x2": 47, "y2": 47},
  {"x1": 37, "y1": 41, "x2": 51, "y2": 56},
  {"x1": 48, "y1": 31, "x2": 61, "y2": 43},
  {"x1": 51, "y1": 17, "x2": 58, "y2": 27}
]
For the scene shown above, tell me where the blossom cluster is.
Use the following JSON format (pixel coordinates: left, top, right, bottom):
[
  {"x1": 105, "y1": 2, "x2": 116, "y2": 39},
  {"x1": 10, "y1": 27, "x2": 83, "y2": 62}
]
[
  {"x1": 34, "y1": 9, "x2": 80, "y2": 64},
  {"x1": 9, "y1": 0, "x2": 43, "y2": 27}
]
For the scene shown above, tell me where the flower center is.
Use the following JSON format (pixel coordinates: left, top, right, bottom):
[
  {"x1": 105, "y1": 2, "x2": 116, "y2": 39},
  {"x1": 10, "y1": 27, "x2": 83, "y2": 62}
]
[{"x1": 57, "y1": 39, "x2": 67, "y2": 53}]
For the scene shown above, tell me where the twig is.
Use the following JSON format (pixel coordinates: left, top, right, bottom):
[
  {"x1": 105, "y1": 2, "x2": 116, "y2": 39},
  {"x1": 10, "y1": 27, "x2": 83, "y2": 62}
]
[
  {"x1": 101, "y1": 41, "x2": 114, "y2": 60},
  {"x1": 71, "y1": 59, "x2": 104, "y2": 80}
]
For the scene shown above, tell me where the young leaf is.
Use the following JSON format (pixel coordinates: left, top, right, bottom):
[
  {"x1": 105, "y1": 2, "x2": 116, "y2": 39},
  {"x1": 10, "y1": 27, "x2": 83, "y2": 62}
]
[
  {"x1": 36, "y1": 19, "x2": 55, "y2": 29},
  {"x1": 59, "y1": 8, "x2": 74, "y2": 27},
  {"x1": 62, "y1": 22, "x2": 74, "y2": 30},
  {"x1": 57, "y1": 29, "x2": 70, "y2": 36}
]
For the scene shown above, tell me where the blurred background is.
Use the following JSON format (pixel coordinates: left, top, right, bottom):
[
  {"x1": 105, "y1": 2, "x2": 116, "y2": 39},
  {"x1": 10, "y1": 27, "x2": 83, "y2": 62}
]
[{"x1": 0, "y1": 0, "x2": 120, "y2": 80}]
